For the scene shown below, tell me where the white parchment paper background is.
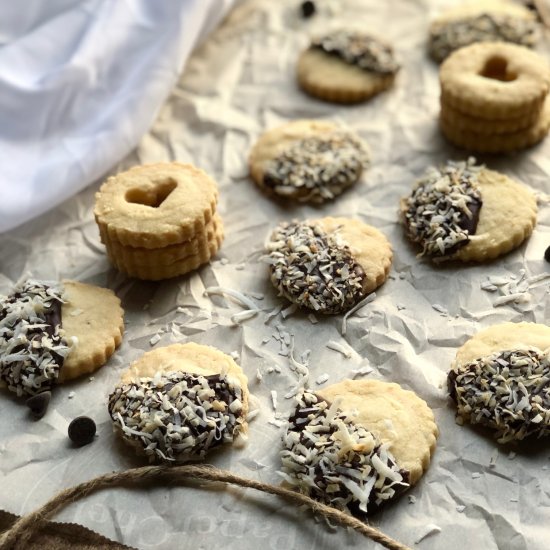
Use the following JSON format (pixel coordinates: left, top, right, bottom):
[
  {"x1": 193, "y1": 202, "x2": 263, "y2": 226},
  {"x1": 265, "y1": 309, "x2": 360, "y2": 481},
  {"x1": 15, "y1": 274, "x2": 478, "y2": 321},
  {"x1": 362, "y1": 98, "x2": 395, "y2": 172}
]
[{"x1": 2, "y1": 0, "x2": 550, "y2": 548}]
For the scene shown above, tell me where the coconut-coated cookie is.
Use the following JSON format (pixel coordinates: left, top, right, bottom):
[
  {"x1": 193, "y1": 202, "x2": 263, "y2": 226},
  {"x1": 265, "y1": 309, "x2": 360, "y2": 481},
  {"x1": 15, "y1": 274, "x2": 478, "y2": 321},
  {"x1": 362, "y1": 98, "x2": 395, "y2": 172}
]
[{"x1": 266, "y1": 217, "x2": 392, "y2": 314}]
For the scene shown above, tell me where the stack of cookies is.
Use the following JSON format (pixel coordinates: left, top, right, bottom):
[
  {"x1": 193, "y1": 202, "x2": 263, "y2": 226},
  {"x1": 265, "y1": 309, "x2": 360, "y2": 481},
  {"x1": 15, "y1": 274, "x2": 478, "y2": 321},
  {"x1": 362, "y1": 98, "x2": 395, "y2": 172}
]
[
  {"x1": 439, "y1": 41, "x2": 550, "y2": 153},
  {"x1": 94, "y1": 163, "x2": 223, "y2": 280}
]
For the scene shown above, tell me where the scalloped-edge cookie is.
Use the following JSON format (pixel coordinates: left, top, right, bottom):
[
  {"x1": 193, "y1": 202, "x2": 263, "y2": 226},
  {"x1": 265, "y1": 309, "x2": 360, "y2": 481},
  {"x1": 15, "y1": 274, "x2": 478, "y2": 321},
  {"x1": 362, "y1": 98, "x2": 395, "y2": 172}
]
[
  {"x1": 401, "y1": 160, "x2": 537, "y2": 263},
  {"x1": 449, "y1": 322, "x2": 550, "y2": 442},
  {"x1": 108, "y1": 343, "x2": 249, "y2": 463},
  {"x1": 452, "y1": 322, "x2": 550, "y2": 370},
  {"x1": 317, "y1": 379, "x2": 438, "y2": 485},
  {"x1": 266, "y1": 217, "x2": 392, "y2": 314},
  {"x1": 429, "y1": 0, "x2": 537, "y2": 63},
  {"x1": 297, "y1": 30, "x2": 399, "y2": 104},
  {"x1": 102, "y1": 214, "x2": 223, "y2": 266},
  {"x1": 94, "y1": 163, "x2": 219, "y2": 249},
  {"x1": 0, "y1": 279, "x2": 124, "y2": 396},
  {"x1": 249, "y1": 120, "x2": 370, "y2": 204},
  {"x1": 280, "y1": 389, "x2": 409, "y2": 516},
  {"x1": 107, "y1": 231, "x2": 223, "y2": 281}
]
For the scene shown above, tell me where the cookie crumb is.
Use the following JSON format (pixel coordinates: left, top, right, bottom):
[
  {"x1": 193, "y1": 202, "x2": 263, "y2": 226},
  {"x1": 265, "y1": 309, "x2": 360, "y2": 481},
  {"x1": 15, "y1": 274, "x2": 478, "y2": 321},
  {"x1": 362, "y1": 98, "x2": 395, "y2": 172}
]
[{"x1": 68, "y1": 391, "x2": 75, "y2": 399}]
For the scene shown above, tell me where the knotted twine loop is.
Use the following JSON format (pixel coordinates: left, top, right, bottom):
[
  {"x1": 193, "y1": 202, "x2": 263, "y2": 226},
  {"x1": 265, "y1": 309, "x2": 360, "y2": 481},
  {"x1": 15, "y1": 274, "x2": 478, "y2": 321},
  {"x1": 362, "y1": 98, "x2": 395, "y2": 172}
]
[{"x1": 0, "y1": 464, "x2": 412, "y2": 550}]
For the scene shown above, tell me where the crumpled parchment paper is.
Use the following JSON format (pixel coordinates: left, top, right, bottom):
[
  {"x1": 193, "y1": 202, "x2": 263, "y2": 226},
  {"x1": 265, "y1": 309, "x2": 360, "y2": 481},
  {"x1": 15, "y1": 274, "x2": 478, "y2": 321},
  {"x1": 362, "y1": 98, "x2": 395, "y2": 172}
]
[{"x1": 2, "y1": 1, "x2": 550, "y2": 548}]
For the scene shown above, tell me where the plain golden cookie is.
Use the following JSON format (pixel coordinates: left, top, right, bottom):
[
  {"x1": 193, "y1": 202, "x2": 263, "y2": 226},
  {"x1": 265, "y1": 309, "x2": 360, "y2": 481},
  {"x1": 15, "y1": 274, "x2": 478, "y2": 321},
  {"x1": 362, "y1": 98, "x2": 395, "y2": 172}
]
[
  {"x1": 440, "y1": 98, "x2": 541, "y2": 134},
  {"x1": 318, "y1": 379, "x2": 438, "y2": 485},
  {"x1": 440, "y1": 42, "x2": 550, "y2": 120},
  {"x1": 101, "y1": 214, "x2": 222, "y2": 266},
  {"x1": 107, "y1": 233, "x2": 223, "y2": 281},
  {"x1": 439, "y1": 100, "x2": 550, "y2": 153},
  {"x1": 94, "y1": 163, "x2": 219, "y2": 249}
]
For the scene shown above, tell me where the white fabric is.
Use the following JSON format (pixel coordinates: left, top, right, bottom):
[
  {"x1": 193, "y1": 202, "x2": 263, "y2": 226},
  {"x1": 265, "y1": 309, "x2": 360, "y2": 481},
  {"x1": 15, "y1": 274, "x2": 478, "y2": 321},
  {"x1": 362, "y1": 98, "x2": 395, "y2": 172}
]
[{"x1": 0, "y1": 0, "x2": 234, "y2": 233}]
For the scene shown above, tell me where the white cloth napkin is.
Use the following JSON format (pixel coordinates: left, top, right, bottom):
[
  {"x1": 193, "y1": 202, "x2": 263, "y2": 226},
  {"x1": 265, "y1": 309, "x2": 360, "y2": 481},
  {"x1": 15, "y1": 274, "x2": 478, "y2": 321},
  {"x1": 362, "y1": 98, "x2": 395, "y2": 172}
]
[{"x1": 0, "y1": 0, "x2": 235, "y2": 233}]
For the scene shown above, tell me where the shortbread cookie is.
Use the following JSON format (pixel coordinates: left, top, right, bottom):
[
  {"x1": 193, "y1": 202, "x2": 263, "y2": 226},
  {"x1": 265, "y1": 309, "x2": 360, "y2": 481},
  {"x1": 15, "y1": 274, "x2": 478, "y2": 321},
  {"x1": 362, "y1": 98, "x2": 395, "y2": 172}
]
[
  {"x1": 94, "y1": 163, "x2": 218, "y2": 249},
  {"x1": 0, "y1": 280, "x2": 124, "y2": 396},
  {"x1": 453, "y1": 322, "x2": 550, "y2": 369},
  {"x1": 450, "y1": 322, "x2": 550, "y2": 442},
  {"x1": 102, "y1": 215, "x2": 223, "y2": 266},
  {"x1": 440, "y1": 98, "x2": 541, "y2": 134},
  {"x1": 297, "y1": 30, "x2": 400, "y2": 103},
  {"x1": 280, "y1": 390, "x2": 409, "y2": 516},
  {"x1": 108, "y1": 343, "x2": 249, "y2": 463},
  {"x1": 440, "y1": 42, "x2": 550, "y2": 120},
  {"x1": 249, "y1": 120, "x2": 370, "y2": 203},
  {"x1": 429, "y1": 0, "x2": 537, "y2": 62},
  {"x1": 317, "y1": 379, "x2": 438, "y2": 485},
  {"x1": 266, "y1": 217, "x2": 392, "y2": 314},
  {"x1": 401, "y1": 159, "x2": 537, "y2": 262},
  {"x1": 107, "y1": 231, "x2": 223, "y2": 281},
  {"x1": 60, "y1": 280, "x2": 124, "y2": 382},
  {"x1": 440, "y1": 97, "x2": 550, "y2": 152}
]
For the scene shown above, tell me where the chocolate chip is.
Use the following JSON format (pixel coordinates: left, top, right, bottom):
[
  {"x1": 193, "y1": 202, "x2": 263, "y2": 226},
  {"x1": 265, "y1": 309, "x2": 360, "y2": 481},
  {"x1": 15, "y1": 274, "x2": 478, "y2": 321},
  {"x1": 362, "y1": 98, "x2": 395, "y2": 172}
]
[
  {"x1": 300, "y1": 0, "x2": 315, "y2": 18},
  {"x1": 68, "y1": 416, "x2": 96, "y2": 446},
  {"x1": 545, "y1": 245, "x2": 550, "y2": 263},
  {"x1": 25, "y1": 391, "x2": 51, "y2": 420}
]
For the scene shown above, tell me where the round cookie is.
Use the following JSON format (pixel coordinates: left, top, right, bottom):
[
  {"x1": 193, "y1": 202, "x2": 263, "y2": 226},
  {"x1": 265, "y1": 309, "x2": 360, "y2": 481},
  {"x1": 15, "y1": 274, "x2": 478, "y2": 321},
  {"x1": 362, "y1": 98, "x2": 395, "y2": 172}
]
[
  {"x1": 439, "y1": 42, "x2": 550, "y2": 120},
  {"x1": 101, "y1": 214, "x2": 223, "y2": 266},
  {"x1": 450, "y1": 322, "x2": 550, "y2": 442},
  {"x1": 440, "y1": 97, "x2": 550, "y2": 152},
  {"x1": 401, "y1": 160, "x2": 537, "y2": 262},
  {"x1": 317, "y1": 379, "x2": 438, "y2": 485},
  {"x1": 94, "y1": 163, "x2": 219, "y2": 249},
  {"x1": 266, "y1": 217, "x2": 392, "y2": 314},
  {"x1": 109, "y1": 343, "x2": 249, "y2": 463},
  {"x1": 249, "y1": 120, "x2": 370, "y2": 204},
  {"x1": 440, "y1": 98, "x2": 541, "y2": 134},
  {"x1": 281, "y1": 389, "x2": 410, "y2": 516},
  {"x1": 106, "y1": 231, "x2": 223, "y2": 281},
  {"x1": 453, "y1": 322, "x2": 550, "y2": 369},
  {"x1": 429, "y1": 0, "x2": 537, "y2": 63},
  {"x1": 0, "y1": 279, "x2": 124, "y2": 397},
  {"x1": 297, "y1": 30, "x2": 399, "y2": 104}
]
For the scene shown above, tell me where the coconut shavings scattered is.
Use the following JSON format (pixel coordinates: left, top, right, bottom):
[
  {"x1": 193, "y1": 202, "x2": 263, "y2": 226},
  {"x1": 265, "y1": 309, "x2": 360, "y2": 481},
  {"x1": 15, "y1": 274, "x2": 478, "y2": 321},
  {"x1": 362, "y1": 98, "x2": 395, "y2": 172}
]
[
  {"x1": 480, "y1": 269, "x2": 550, "y2": 309},
  {"x1": 263, "y1": 130, "x2": 370, "y2": 203},
  {"x1": 403, "y1": 158, "x2": 483, "y2": 259},
  {"x1": 108, "y1": 371, "x2": 245, "y2": 463},
  {"x1": 203, "y1": 286, "x2": 261, "y2": 324},
  {"x1": 0, "y1": 280, "x2": 71, "y2": 397},
  {"x1": 414, "y1": 524, "x2": 442, "y2": 544},
  {"x1": 312, "y1": 30, "x2": 400, "y2": 75},
  {"x1": 326, "y1": 340, "x2": 353, "y2": 358},
  {"x1": 267, "y1": 221, "x2": 367, "y2": 315},
  {"x1": 449, "y1": 348, "x2": 550, "y2": 443},
  {"x1": 279, "y1": 391, "x2": 409, "y2": 516}
]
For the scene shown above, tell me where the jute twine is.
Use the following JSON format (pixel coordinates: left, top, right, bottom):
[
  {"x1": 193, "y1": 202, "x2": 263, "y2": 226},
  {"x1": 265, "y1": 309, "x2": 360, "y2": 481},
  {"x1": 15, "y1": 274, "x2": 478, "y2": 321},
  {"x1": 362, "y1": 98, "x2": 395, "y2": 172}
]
[{"x1": 0, "y1": 464, "x2": 412, "y2": 550}]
